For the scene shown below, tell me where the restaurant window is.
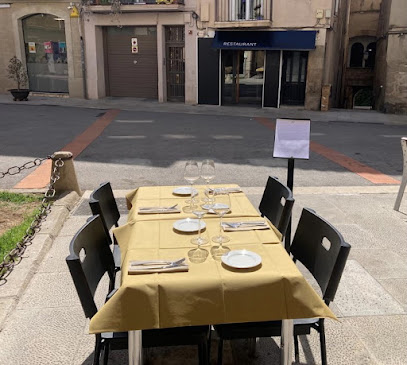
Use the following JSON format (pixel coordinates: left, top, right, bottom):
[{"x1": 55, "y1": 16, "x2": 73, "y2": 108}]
[{"x1": 22, "y1": 14, "x2": 68, "y2": 93}]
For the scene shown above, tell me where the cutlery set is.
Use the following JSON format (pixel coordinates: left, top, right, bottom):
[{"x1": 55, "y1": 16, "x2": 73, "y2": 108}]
[{"x1": 130, "y1": 258, "x2": 186, "y2": 270}]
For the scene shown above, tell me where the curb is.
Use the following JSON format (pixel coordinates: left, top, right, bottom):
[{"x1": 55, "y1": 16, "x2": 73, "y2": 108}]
[{"x1": 0, "y1": 191, "x2": 81, "y2": 329}]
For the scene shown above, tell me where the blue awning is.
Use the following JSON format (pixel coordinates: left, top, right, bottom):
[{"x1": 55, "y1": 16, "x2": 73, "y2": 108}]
[{"x1": 212, "y1": 30, "x2": 317, "y2": 50}]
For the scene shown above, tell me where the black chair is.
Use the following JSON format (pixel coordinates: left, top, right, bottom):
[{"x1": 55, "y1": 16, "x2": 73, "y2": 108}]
[
  {"x1": 214, "y1": 208, "x2": 351, "y2": 365},
  {"x1": 67, "y1": 215, "x2": 210, "y2": 365},
  {"x1": 66, "y1": 215, "x2": 124, "y2": 365},
  {"x1": 259, "y1": 176, "x2": 294, "y2": 238},
  {"x1": 89, "y1": 182, "x2": 121, "y2": 271}
]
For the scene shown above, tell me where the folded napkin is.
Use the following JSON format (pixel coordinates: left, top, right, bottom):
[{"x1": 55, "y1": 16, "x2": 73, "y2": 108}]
[
  {"x1": 221, "y1": 222, "x2": 270, "y2": 232},
  {"x1": 138, "y1": 207, "x2": 181, "y2": 214},
  {"x1": 128, "y1": 264, "x2": 189, "y2": 274},
  {"x1": 128, "y1": 258, "x2": 188, "y2": 274},
  {"x1": 213, "y1": 187, "x2": 242, "y2": 194}
]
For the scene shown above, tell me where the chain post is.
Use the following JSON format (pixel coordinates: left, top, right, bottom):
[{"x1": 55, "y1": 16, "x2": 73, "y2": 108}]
[{"x1": 0, "y1": 156, "x2": 64, "y2": 283}]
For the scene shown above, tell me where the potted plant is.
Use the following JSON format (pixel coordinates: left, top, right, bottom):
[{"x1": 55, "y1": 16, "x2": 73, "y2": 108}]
[{"x1": 7, "y1": 56, "x2": 30, "y2": 101}]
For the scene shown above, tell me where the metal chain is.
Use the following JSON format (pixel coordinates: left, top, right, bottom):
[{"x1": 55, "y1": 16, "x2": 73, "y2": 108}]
[
  {"x1": 0, "y1": 157, "x2": 48, "y2": 179},
  {"x1": 0, "y1": 157, "x2": 64, "y2": 283}
]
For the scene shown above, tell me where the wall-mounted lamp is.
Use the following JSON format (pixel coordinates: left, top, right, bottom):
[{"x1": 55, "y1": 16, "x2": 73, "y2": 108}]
[{"x1": 191, "y1": 11, "x2": 199, "y2": 20}]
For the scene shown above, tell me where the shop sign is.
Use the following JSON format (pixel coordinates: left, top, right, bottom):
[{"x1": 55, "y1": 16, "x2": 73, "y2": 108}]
[{"x1": 131, "y1": 38, "x2": 139, "y2": 54}]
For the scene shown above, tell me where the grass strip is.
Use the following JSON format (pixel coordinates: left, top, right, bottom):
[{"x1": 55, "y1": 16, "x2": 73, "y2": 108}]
[
  {"x1": 0, "y1": 191, "x2": 41, "y2": 203},
  {"x1": 0, "y1": 208, "x2": 41, "y2": 261}
]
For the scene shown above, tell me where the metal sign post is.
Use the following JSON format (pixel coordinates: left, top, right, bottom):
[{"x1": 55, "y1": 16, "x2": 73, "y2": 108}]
[{"x1": 273, "y1": 119, "x2": 311, "y2": 252}]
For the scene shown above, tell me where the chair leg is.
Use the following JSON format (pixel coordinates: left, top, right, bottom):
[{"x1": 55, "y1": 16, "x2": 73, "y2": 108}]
[
  {"x1": 103, "y1": 341, "x2": 110, "y2": 365},
  {"x1": 93, "y1": 334, "x2": 102, "y2": 365},
  {"x1": 217, "y1": 339, "x2": 224, "y2": 365},
  {"x1": 248, "y1": 337, "x2": 256, "y2": 358},
  {"x1": 294, "y1": 334, "x2": 300, "y2": 363},
  {"x1": 319, "y1": 319, "x2": 327, "y2": 365},
  {"x1": 198, "y1": 340, "x2": 209, "y2": 365},
  {"x1": 207, "y1": 327, "x2": 212, "y2": 362}
]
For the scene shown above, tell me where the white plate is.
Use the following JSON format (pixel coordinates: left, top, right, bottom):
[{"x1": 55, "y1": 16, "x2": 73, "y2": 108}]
[
  {"x1": 173, "y1": 218, "x2": 206, "y2": 233},
  {"x1": 221, "y1": 250, "x2": 262, "y2": 269},
  {"x1": 173, "y1": 186, "x2": 198, "y2": 196}
]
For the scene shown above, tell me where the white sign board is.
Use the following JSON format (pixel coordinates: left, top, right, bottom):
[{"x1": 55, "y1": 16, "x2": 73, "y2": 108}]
[{"x1": 273, "y1": 118, "x2": 310, "y2": 159}]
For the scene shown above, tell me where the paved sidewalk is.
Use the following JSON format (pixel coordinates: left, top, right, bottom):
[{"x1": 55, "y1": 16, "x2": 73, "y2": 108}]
[
  {"x1": 0, "y1": 186, "x2": 406, "y2": 364},
  {"x1": 0, "y1": 93, "x2": 406, "y2": 125}
]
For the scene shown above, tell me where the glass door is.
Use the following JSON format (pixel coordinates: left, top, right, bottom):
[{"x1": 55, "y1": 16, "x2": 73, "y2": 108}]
[
  {"x1": 222, "y1": 50, "x2": 264, "y2": 106},
  {"x1": 23, "y1": 14, "x2": 68, "y2": 93},
  {"x1": 281, "y1": 51, "x2": 308, "y2": 105}
]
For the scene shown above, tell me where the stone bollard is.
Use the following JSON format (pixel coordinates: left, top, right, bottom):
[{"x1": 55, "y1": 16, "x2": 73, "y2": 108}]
[
  {"x1": 394, "y1": 137, "x2": 407, "y2": 211},
  {"x1": 321, "y1": 84, "x2": 331, "y2": 112},
  {"x1": 51, "y1": 151, "x2": 82, "y2": 196}
]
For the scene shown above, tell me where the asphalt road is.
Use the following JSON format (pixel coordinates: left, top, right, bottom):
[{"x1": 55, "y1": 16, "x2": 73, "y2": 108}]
[{"x1": 0, "y1": 104, "x2": 405, "y2": 190}]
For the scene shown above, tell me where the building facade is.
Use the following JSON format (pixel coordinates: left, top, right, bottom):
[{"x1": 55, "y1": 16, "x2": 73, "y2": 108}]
[
  {"x1": 1, "y1": 1, "x2": 405, "y2": 113},
  {"x1": 81, "y1": 0, "x2": 196, "y2": 103},
  {"x1": 0, "y1": 0, "x2": 85, "y2": 97},
  {"x1": 340, "y1": 0, "x2": 407, "y2": 113},
  {"x1": 196, "y1": 0, "x2": 346, "y2": 110}
]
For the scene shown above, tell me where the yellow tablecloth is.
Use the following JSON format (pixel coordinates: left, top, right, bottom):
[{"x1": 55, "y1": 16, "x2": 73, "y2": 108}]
[
  {"x1": 125, "y1": 184, "x2": 260, "y2": 222},
  {"x1": 89, "y1": 186, "x2": 335, "y2": 334}
]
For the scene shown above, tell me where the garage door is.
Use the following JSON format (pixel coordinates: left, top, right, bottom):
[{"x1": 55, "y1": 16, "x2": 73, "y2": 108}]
[{"x1": 105, "y1": 26, "x2": 158, "y2": 98}]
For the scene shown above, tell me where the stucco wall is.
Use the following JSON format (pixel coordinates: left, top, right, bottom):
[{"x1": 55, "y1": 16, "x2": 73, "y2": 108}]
[
  {"x1": 384, "y1": 0, "x2": 407, "y2": 113},
  {"x1": 305, "y1": 30, "x2": 327, "y2": 110},
  {"x1": 350, "y1": 0, "x2": 381, "y2": 12},
  {"x1": 323, "y1": 0, "x2": 350, "y2": 108},
  {"x1": 0, "y1": 7, "x2": 16, "y2": 92},
  {"x1": 348, "y1": 12, "x2": 380, "y2": 38},
  {"x1": 0, "y1": 2, "x2": 84, "y2": 97}
]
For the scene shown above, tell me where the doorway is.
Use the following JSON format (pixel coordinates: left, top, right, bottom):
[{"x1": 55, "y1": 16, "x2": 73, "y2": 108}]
[
  {"x1": 104, "y1": 26, "x2": 158, "y2": 98},
  {"x1": 281, "y1": 51, "x2": 308, "y2": 105},
  {"x1": 221, "y1": 50, "x2": 264, "y2": 106},
  {"x1": 165, "y1": 26, "x2": 185, "y2": 102}
]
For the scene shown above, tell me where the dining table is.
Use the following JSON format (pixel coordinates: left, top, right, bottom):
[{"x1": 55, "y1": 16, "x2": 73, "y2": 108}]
[{"x1": 89, "y1": 184, "x2": 335, "y2": 365}]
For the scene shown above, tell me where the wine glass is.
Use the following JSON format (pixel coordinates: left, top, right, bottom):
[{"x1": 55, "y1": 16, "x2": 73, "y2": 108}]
[
  {"x1": 183, "y1": 160, "x2": 199, "y2": 213},
  {"x1": 191, "y1": 196, "x2": 208, "y2": 247},
  {"x1": 201, "y1": 160, "x2": 215, "y2": 202},
  {"x1": 211, "y1": 192, "x2": 231, "y2": 257}
]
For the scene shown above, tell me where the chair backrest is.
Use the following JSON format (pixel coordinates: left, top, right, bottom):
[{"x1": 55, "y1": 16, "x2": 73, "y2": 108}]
[
  {"x1": 258, "y1": 176, "x2": 295, "y2": 237},
  {"x1": 291, "y1": 208, "x2": 351, "y2": 304},
  {"x1": 89, "y1": 182, "x2": 120, "y2": 238},
  {"x1": 66, "y1": 215, "x2": 116, "y2": 319}
]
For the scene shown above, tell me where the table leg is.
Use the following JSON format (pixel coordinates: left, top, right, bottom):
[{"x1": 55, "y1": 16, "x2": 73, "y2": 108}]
[
  {"x1": 128, "y1": 330, "x2": 143, "y2": 365},
  {"x1": 280, "y1": 319, "x2": 293, "y2": 365}
]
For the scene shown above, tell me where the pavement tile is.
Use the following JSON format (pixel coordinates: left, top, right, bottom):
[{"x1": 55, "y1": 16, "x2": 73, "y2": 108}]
[
  {"x1": 17, "y1": 272, "x2": 82, "y2": 310},
  {"x1": 57, "y1": 215, "x2": 88, "y2": 236},
  {"x1": 344, "y1": 315, "x2": 407, "y2": 365},
  {"x1": 350, "y1": 249, "x2": 407, "y2": 280},
  {"x1": 378, "y1": 278, "x2": 407, "y2": 312},
  {"x1": 0, "y1": 307, "x2": 85, "y2": 365},
  {"x1": 228, "y1": 318, "x2": 374, "y2": 365},
  {"x1": 334, "y1": 260, "x2": 405, "y2": 316},
  {"x1": 38, "y1": 235, "x2": 73, "y2": 273}
]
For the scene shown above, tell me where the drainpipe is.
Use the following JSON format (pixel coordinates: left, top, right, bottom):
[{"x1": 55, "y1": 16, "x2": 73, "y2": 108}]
[
  {"x1": 77, "y1": 16, "x2": 88, "y2": 99},
  {"x1": 340, "y1": 0, "x2": 351, "y2": 108}
]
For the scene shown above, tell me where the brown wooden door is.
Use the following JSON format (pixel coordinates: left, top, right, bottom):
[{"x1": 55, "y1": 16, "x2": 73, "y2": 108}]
[{"x1": 105, "y1": 26, "x2": 158, "y2": 98}]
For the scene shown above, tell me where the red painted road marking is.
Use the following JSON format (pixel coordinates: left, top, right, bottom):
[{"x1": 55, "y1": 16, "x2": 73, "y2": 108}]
[
  {"x1": 14, "y1": 109, "x2": 121, "y2": 189},
  {"x1": 255, "y1": 117, "x2": 400, "y2": 185}
]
